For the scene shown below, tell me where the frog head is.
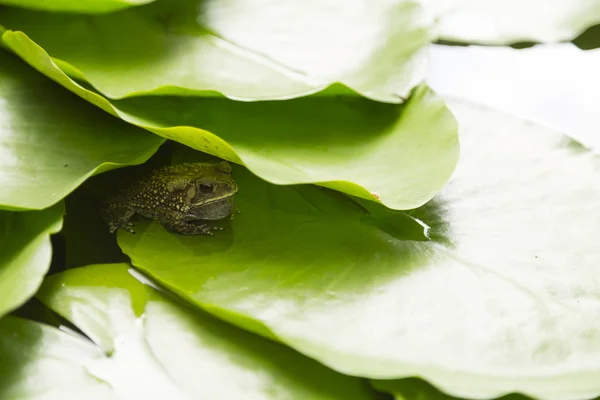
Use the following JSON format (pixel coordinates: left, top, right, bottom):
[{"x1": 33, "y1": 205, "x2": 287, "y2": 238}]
[{"x1": 184, "y1": 161, "x2": 238, "y2": 220}]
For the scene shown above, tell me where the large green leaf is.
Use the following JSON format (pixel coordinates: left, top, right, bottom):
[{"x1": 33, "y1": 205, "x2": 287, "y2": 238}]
[
  {"x1": 0, "y1": 50, "x2": 164, "y2": 211},
  {"x1": 427, "y1": 43, "x2": 600, "y2": 152},
  {"x1": 0, "y1": 204, "x2": 63, "y2": 318},
  {"x1": 112, "y1": 87, "x2": 459, "y2": 209},
  {"x1": 28, "y1": 263, "x2": 378, "y2": 400},
  {"x1": 118, "y1": 100, "x2": 600, "y2": 399},
  {"x1": 1, "y1": 30, "x2": 459, "y2": 210},
  {"x1": 0, "y1": 0, "x2": 154, "y2": 13},
  {"x1": 0, "y1": 0, "x2": 432, "y2": 102},
  {"x1": 421, "y1": 0, "x2": 600, "y2": 44},
  {"x1": 0, "y1": 316, "x2": 115, "y2": 400}
]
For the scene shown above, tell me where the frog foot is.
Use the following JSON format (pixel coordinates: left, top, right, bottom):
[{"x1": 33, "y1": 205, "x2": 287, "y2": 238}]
[
  {"x1": 168, "y1": 222, "x2": 224, "y2": 236},
  {"x1": 196, "y1": 224, "x2": 224, "y2": 236},
  {"x1": 108, "y1": 221, "x2": 135, "y2": 234}
]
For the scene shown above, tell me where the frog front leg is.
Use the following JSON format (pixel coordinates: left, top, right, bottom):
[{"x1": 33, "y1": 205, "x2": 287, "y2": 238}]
[
  {"x1": 159, "y1": 212, "x2": 224, "y2": 236},
  {"x1": 102, "y1": 203, "x2": 136, "y2": 234}
]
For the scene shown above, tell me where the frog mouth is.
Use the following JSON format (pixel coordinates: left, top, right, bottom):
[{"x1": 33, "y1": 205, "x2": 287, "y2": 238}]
[
  {"x1": 190, "y1": 196, "x2": 235, "y2": 220},
  {"x1": 193, "y1": 196, "x2": 234, "y2": 207}
]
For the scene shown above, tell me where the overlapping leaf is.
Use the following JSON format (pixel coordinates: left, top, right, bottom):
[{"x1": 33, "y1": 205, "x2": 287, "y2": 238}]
[
  {"x1": 11, "y1": 263, "x2": 378, "y2": 400},
  {"x1": 427, "y1": 43, "x2": 600, "y2": 152},
  {"x1": 421, "y1": 0, "x2": 600, "y2": 44},
  {"x1": 0, "y1": 51, "x2": 163, "y2": 211},
  {"x1": 0, "y1": 0, "x2": 154, "y2": 13},
  {"x1": 118, "y1": 100, "x2": 600, "y2": 400},
  {"x1": 0, "y1": 316, "x2": 114, "y2": 400},
  {"x1": 0, "y1": 204, "x2": 63, "y2": 319},
  {"x1": 1, "y1": 30, "x2": 459, "y2": 210},
  {"x1": 0, "y1": 0, "x2": 432, "y2": 102}
]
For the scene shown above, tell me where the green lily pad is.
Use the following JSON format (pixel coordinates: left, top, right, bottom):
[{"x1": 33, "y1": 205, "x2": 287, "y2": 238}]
[
  {"x1": 0, "y1": 203, "x2": 63, "y2": 318},
  {"x1": 113, "y1": 86, "x2": 459, "y2": 209},
  {"x1": 427, "y1": 43, "x2": 600, "y2": 152},
  {"x1": 2, "y1": 30, "x2": 459, "y2": 210},
  {"x1": 118, "y1": 100, "x2": 600, "y2": 399},
  {"x1": 0, "y1": 0, "x2": 154, "y2": 13},
  {"x1": 0, "y1": 316, "x2": 115, "y2": 400},
  {"x1": 0, "y1": 50, "x2": 164, "y2": 211},
  {"x1": 0, "y1": 0, "x2": 432, "y2": 102},
  {"x1": 30, "y1": 263, "x2": 378, "y2": 399},
  {"x1": 421, "y1": 0, "x2": 600, "y2": 44}
]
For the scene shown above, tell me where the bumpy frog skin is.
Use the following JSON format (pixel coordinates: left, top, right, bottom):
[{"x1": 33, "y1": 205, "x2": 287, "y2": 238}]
[{"x1": 103, "y1": 161, "x2": 238, "y2": 235}]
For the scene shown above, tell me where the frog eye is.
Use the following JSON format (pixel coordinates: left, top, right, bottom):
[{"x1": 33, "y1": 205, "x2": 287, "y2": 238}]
[{"x1": 199, "y1": 183, "x2": 213, "y2": 194}]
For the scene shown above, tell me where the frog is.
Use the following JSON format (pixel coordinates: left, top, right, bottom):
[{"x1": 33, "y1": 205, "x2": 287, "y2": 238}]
[{"x1": 102, "y1": 161, "x2": 238, "y2": 235}]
